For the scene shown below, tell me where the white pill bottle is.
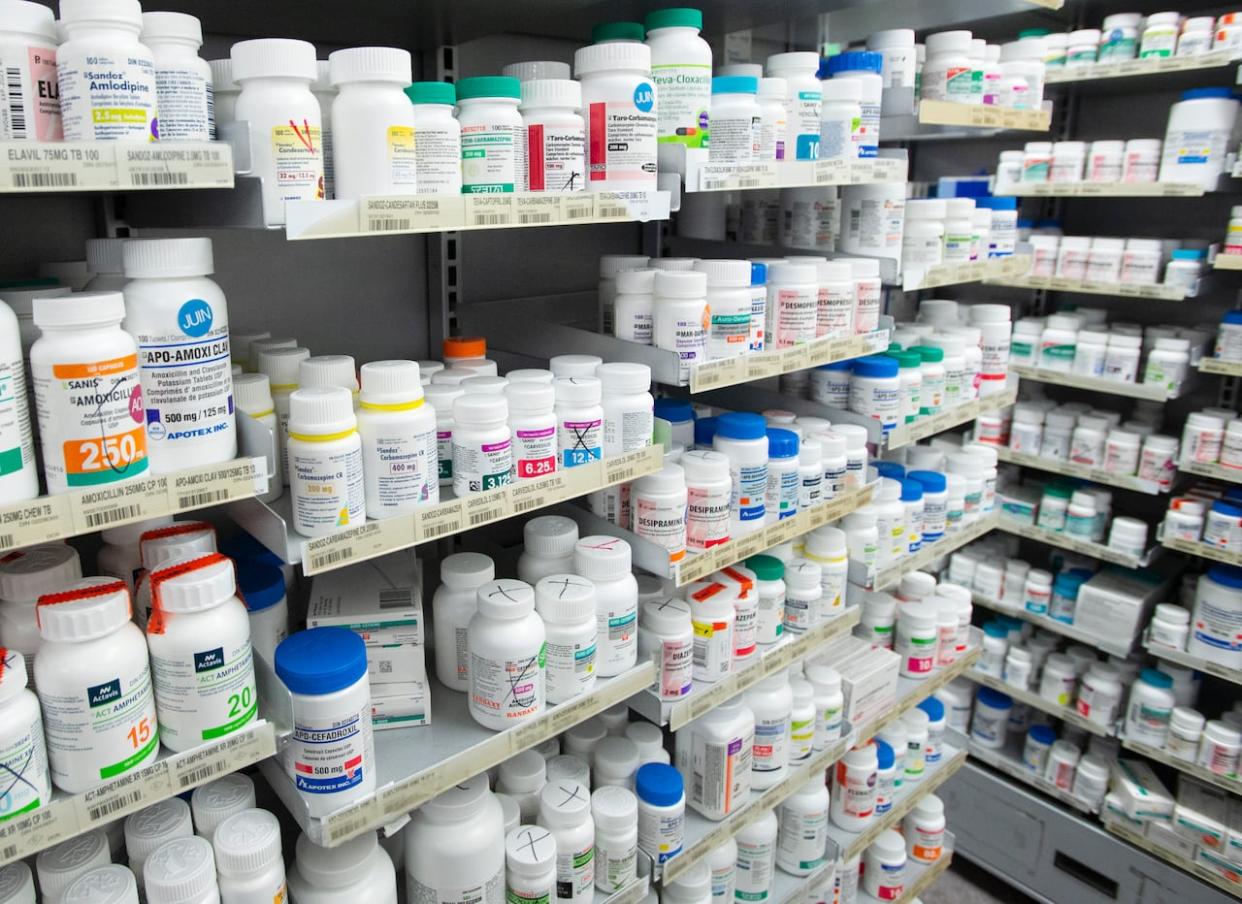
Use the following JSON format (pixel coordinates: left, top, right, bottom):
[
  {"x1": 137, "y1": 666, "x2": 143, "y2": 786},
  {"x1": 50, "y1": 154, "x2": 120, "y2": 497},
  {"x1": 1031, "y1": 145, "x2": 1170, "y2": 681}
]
[
  {"x1": 407, "y1": 81, "x2": 463, "y2": 195},
  {"x1": 287, "y1": 386, "x2": 366, "y2": 537},
  {"x1": 122, "y1": 238, "x2": 236, "y2": 474},
  {"x1": 357, "y1": 360, "x2": 439, "y2": 518},
  {"x1": 574, "y1": 42, "x2": 658, "y2": 190},
  {"x1": 328, "y1": 46, "x2": 418, "y2": 199},
  {"x1": 0, "y1": 0, "x2": 61, "y2": 141},
  {"x1": 406, "y1": 774, "x2": 506, "y2": 904},
  {"x1": 141, "y1": 11, "x2": 212, "y2": 141},
  {"x1": 57, "y1": 0, "x2": 157, "y2": 141},
  {"x1": 0, "y1": 295, "x2": 37, "y2": 504},
  {"x1": 35, "y1": 578, "x2": 159, "y2": 792},
  {"x1": 0, "y1": 649, "x2": 50, "y2": 820}
]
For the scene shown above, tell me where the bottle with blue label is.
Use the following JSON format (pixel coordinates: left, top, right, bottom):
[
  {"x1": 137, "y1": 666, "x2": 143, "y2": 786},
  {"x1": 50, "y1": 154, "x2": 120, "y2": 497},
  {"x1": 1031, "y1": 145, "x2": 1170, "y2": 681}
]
[
  {"x1": 713, "y1": 412, "x2": 769, "y2": 534},
  {"x1": 122, "y1": 238, "x2": 237, "y2": 475}
]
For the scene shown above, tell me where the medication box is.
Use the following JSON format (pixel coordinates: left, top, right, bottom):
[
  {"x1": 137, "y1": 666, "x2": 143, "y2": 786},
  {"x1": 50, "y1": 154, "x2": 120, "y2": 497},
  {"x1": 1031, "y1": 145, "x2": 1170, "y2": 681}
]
[
  {"x1": 1174, "y1": 777, "x2": 1231, "y2": 853},
  {"x1": 1108, "y1": 759, "x2": 1175, "y2": 820},
  {"x1": 308, "y1": 552, "x2": 425, "y2": 646},
  {"x1": 1146, "y1": 819, "x2": 1198, "y2": 862},
  {"x1": 1196, "y1": 847, "x2": 1242, "y2": 890},
  {"x1": 1073, "y1": 567, "x2": 1172, "y2": 648},
  {"x1": 822, "y1": 636, "x2": 899, "y2": 727},
  {"x1": 371, "y1": 680, "x2": 431, "y2": 730}
]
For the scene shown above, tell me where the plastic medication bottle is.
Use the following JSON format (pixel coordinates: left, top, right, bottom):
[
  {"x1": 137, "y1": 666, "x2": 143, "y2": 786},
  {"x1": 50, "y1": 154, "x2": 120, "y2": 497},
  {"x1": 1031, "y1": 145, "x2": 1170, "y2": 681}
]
[
  {"x1": 1159, "y1": 87, "x2": 1241, "y2": 189},
  {"x1": 452, "y1": 392, "x2": 512, "y2": 494},
  {"x1": 34, "y1": 578, "x2": 159, "y2": 792},
  {"x1": 708, "y1": 76, "x2": 760, "y2": 164},
  {"x1": 535, "y1": 574, "x2": 598, "y2": 705},
  {"x1": 406, "y1": 82, "x2": 463, "y2": 194},
  {"x1": 734, "y1": 812, "x2": 778, "y2": 902},
  {"x1": 696, "y1": 259, "x2": 753, "y2": 359},
  {"x1": 30, "y1": 293, "x2": 148, "y2": 493},
  {"x1": 293, "y1": 831, "x2": 397, "y2": 904},
  {"x1": 144, "y1": 553, "x2": 256, "y2": 752},
  {"x1": 574, "y1": 42, "x2": 657, "y2": 190},
  {"x1": 645, "y1": 8, "x2": 711, "y2": 154},
  {"x1": 613, "y1": 269, "x2": 656, "y2": 344},
  {"x1": 468, "y1": 579, "x2": 545, "y2": 729},
  {"x1": 827, "y1": 52, "x2": 883, "y2": 156},
  {"x1": 676, "y1": 697, "x2": 754, "y2": 819},
  {"x1": 592, "y1": 785, "x2": 639, "y2": 892},
  {"x1": 767, "y1": 261, "x2": 818, "y2": 349},
  {"x1": 57, "y1": 0, "x2": 156, "y2": 141},
  {"x1": 213, "y1": 808, "x2": 287, "y2": 904},
  {"x1": 357, "y1": 360, "x2": 438, "y2": 517},
  {"x1": 456, "y1": 76, "x2": 526, "y2": 193},
  {"x1": 820, "y1": 78, "x2": 863, "y2": 161},
  {"x1": 432, "y1": 552, "x2": 495, "y2": 692},
  {"x1": 746, "y1": 671, "x2": 793, "y2": 789},
  {"x1": 0, "y1": 0, "x2": 60, "y2": 142},
  {"x1": 506, "y1": 826, "x2": 556, "y2": 904},
  {"x1": 573, "y1": 535, "x2": 638, "y2": 677},
  {"x1": 140, "y1": 12, "x2": 211, "y2": 143},
  {"x1": 653, "y1": 270, "x2": 709, "y2": 383},
  {"x1": 287, "y1": 387, "x2": 364, "y2": 537},
  {"x1": 777, "y1": 777, "x2": 830, "y2": 875},
  {"x1": 521, "y1": 79, "x2": 586, "y2": 193},
  {"x1": 191, "y1": 772, "x2": 256, "y2": 840},
  {"x1": 639, "y1": 597, "x2": 694, "y2": 700},
  {"x1": 276, "y1": 628, "x2": 375, "y2": 819},
  {"x1": 555, "y1": 377, "x2": 604, "y2": 468},
  {"x1": 831, "y1": 743, "x2": 879, "y2": 832},
  {"x1": 328, "y1": 46, "x2": 417, "y2": 199},
  {"x1": 0, "y1": 295, "x2": 36, "y2": 504},
  {"x1": 635, "y1": 763, "x2": 685, "y2": 866},
  {"x1": 0, "y1": 650, "x2": 49, "y2": 822},
  {"x1": 0, "y1": 543, "x2": 81, "y2": 674},
  {"x1": 37, "y1": 831, "x2": 112, "y2": 902},
  {"x1": 231, "y1": 39, "x2": 324, "y2": 226},
  {"x1": 60, "y1": 864, "x2": 136, "y2": 904},
  {"x1": 538, "y1": 780, "x2": 595, "y2": 903},
  {"x1": 122, "y1": 238, "x2": 236, "y2": 474},
  {"x1": 405, "y1": 775, "x2": 502, "y2": 904},
  {"x1": 766, "y1": 52, "x2": 821, "y2": 159}
]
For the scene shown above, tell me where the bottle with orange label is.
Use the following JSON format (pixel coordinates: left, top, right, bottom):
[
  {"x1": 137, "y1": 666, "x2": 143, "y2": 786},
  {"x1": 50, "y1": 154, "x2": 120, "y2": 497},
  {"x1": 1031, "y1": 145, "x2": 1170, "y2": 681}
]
[{"x1": 29, "y1": 292, "x2": 150, "y2": 495}]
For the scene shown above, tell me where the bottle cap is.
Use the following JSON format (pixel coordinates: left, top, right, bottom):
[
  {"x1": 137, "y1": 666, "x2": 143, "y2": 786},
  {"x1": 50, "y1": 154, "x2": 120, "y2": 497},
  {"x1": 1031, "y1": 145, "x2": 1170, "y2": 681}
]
[
  {"x1": 554, "y1": 375, "x2": 603, "y2": 405},
  {"x1": 150, "y1": 553, "x2": 236, "y2": 614},
  {"x1": 230, "y1": 38, "x2": 317, "y2": 82},
  {"x1": 0, "y1": 544, "x2": 81, "y2": 603},
  {"x1": 288, "y1": 386, "x2": 357, "y2": 435},
  {"x1": 300, "y1": 355, "x2": 359, "y2": 393},
  {"x1": 275, "y1": 627, "x2": 367, "y2": 695},
  {"x1": 140, "y1": 521, "x2": 216, "y2": 570},
  {"x1": 520, "y1": 78, "x2": 582, "y2": 110},
  {"x1": 190, "y1": 773, "x2": 257, "y2": 839},
  {"x1": 534, "y1": 574, "x2": 597, "y2": 623},
  {"x1": 258, "y1": 347, "x2": 311, "y2": 388},
  {"x1": 596, "y1": 361, "x2": 652, "y2": 394},
  {"x1": 36, "y1": 831, "x2": 111, "y2": 901},
  {"x1": 476, "y1": 579, "x2": 535, "y2": 619},
  {"x1": 591, "y1": 785, "x2": 638, "y2": 831},
  {"x1": 499, "y1": 749, "x2": 547, "y2": 792},
  {"x1": 456, "y1": 76, "x2": 521, "y2": 100},
  {"x1": 549, "y1": 354, "x2": 603, "y2": 378},
  {"x1": 574, "y1": 535, "x2": 632, "y2": 580},
  {"x1": 142, "y1": 836, "x2": 216, "y2": 904},
  {"x1": 212, "y1": 808, "x2": 282, "y2": 876},
  {"x1": 358, "y1": 360, "x2": 423, "y2": 407},
  {"x1": 63, "y1": 865, "x2": 137, "y2": 904},
  {"x1": 85, "y1": 238, "x2": 127, "y2": 275},
  {"x1": 591, "y1": 22, "x2": 645, "y2": 42},
  {"x1": 641, "y1": 596, "x2": 691, "y2": 634},
  {"x1": 539, "y1": 780, "x2": 592, "y2": 827},
  {"x1": 440, "y1": 552, "x2": 495, "y2": 589},
  {"x1": 33, "y1": 291, "x2": 125, "y2": 327},
  {"x1": 405, "y1": 81, "x2": 455, "y2": 105},
  {"x1": 60, "y1": 0, "x2": 141, "y2": 28},
  {"x1": 506, "y1": 826, "x2": 556, "y2": 870},
  {"x1": 328, "y1": 46, "x2": 412, "y2": 85},
  {"x1": 124, "y1": 798, "x2": 192, "y2": 865},
  {"x1": 233, "y1": 373, "x2": 274, "y2": 414},
  {"x1": 292, "y1": 831, "x2": 381, "y2": 888},
  {"x1": 633, "y1": 462, "x2": 685, "y2": 496},
  {"x1": 503, "y1": 60, "x2": 573, "y2": 80},
  {"x1": 37, "y1": 578, "x2": 132, "y2": 642},
  {"x1": 712, "y1": 75, "x2": 757, "y2": 94},
  {"x1": 574, "y1": 41, "x2": 652, "y2": 77}
]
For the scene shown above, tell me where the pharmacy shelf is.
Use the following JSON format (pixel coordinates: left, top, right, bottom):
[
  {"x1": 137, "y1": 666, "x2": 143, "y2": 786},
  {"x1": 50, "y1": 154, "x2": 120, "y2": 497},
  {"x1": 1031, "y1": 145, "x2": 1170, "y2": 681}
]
[
  {"x1": 1120, "y1": 734, "x2": 1242, "y2": 797},
  {"x1": 0, "y1": 141, "x2": 234, "y2": 192},
  {"x1": 1142, "y1": 634, "x2": 1242, "y2": 687},
  {"x1": 0, "y1": 720, "x2": 275, "y2": 867},
  {"x1": 827, "y1": 744, "x2": 967, "y2": 862},
  {"x1": 856, "y1": 839, "x2": 956, "y2": 904},
  {"x1": 1179, "y1": 459, "x2": 1242, "y2": 485},
  {"x1": 901, "y1": 254, "x2": 1030, "y2": 292},
  {"x1": 998, "y1": 516, "x2": 1159, "y2": 568},
  {"x1": 1199, "y1": 358, "x2": 1242, "y2": 377},
  {"x1": 997, "y1": 181, "x2": 1205, "y2": 198},
  {"x1": 596, "y1": 871, "x2": 650, "y2": 904},
  {"x1": 1045, "y1": 49, "x2": 1236, "y2": 86},
  {"x1": 916, "y1": 101, "x2": 1051, "y2": 132},
  {"x1": 971, "y1": 591, "x2": 1135, "y2": 658},
  {"x1": 680, "y1": 147, "x2": 908, "y2": 193},
  {"x1": 1160, "y1": 535, "x2": 1242, "y2": 568},
  {"x1": 995, "y1": 447, "x2": 1167, "y2": 495},
  {"x1": 1104, "y1": 817, "x2": 1242, "y2": 899},
  {"x1": 856, "y1": 637, "x2": 983, "y2": 744},
  {"x1": 1008, "y1": 364, "x2": 1187, "y2": 401},
  {"x1": 230, "y1": 446, "x2": 663, "y2": 572},
  {"x1": 1215, "y1": 255, "x2": 1242, "y2": 271},
  {"x1": 885, "y1": 380, "x2": 1019, "y2": 451},
  {"x1": 558, "y1": 481, "x2": 878, "y2": 588},
  {"x1": 985, "y1": 275, "x2": 1188, "y2": 301},
  {"x1": 850, "y1": 512, "x2": 1001, "y2": 593},
  {"x1": 661, "y1": 732, "x2": 856, "y2": 884},
  {"x1": 665, "y1": 235, "x2": 903, "y2": 287},
  {"x1": 965, "y1": 669, "x2": 1114, "y2": 737},
  {"x1": 628, "y1": 608, "x2": 861, "y2": 731},
  {"x1": 767, "y1": 859, "x2": 837, "y2": 904},
  {"x1": 1022, "y1": 0, "x2": 1062, "y2": 8},
  {"x1": 261, "y1": 663, "x2": 654, "y2": 847},
  {"x1": 0, "y1": 457, "x2": 267, "y2": 552},
  {"x1": 961, "y1": 731, "x2": 1101, "y2": 815}
]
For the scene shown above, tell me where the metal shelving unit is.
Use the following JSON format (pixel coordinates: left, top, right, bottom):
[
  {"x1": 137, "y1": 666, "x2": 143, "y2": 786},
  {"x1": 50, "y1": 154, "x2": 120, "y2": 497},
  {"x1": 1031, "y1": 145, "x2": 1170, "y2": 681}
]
[
  {"x1": 1119, "y1": 735, "x2": 1242, "y2": 797},
  {"x1": 1143, "y1": 635, "x2": 1242, "y2": 687},
  {"x1": 965, "y1": 670, "x2": 1115, "y2": 737},
  {"x1": 1008, "y1": 365, "x2": 1189, "y2": 400},
  {"x1": 997, "y1": 517, "x2": 1160, "y2": 569},
  {"x1": 996, "y1": 447, "x2": 1167, "y2": 495},
  {"x1": 971, "y1": 591, "x2": 1135, "y2": 658}
]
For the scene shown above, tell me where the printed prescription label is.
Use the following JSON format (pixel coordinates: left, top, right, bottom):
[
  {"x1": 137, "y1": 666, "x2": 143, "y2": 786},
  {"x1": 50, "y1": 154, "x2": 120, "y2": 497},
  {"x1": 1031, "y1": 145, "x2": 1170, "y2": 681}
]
[
  {"x1": 150, "y1": 639, "x2": 256, "y2": 745},
  {"x1": 33, "y1": 354, "x2": 148, "y2": 491},
  {"x1": 285, "y1": 699, "x2": 372, "y2": 797},
  {"x1": 289, "y1": 444, "x2": 365, "y2": 534},
  {"x1": 0, "y1": 46, "x2": 61, "y2": 141},
  {"x1": 514, "y1": 426, "x2": 557, "y2": 479},
  {"x1": 386, "y1": 125, "x2": 419, "y2": 188},
  {"x1": 469, "y1": 645, "x2": 545, "y2": 723},
  {"x1": 587, "y1": 92, "x2": 658, "y2": 185},
  {"x1": 461, "y1": 123, "x2": 523, "y2": 193},
  {"x1": 0, "y1": 356, "x2": 32, "y2": 480},
  {"x1": 57, "y1": 51, "x2": 157, "y2": 141},
  {"x1": 270, "y1": 124, "x2": 324, "y2": 202}
]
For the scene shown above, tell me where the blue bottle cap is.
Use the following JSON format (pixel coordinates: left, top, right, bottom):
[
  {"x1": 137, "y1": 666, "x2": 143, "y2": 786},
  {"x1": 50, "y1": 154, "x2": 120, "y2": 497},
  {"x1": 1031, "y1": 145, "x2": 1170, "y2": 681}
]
[
  {"x1": 1028, "y1": 724, "x2": 1056, "y2": 745},
  {"x1": 873, "y1": 461, "x2": 905, "y2": 480},
  {"x1": 635, "y1": 763, "x2": 683, "y2": 806},
  {"x1": 827, "y1": 50, "x2": 883, "y2": 76},
  {"x1": 712, "y1": 75, "x2": 758, "y2": 94},
  {"x1": 817, "y1": 360, "x2": 853, "y2": 371},
  {"x1": 900, "y1": 479, "x2": 924, "y2": 502},
  {"x1": 1223, "y1": 311, "x2": 1242, "y2": 326},
  {"x1": 654, "y1": 398, "x2": 695, "y2": 423},
  {"x1": 1140, "y1": 668, "x2": 1172, "y2": 689},
  {"x1": 874, "y1": 739, "x2": 894, "y2": 769},
  {"x1": 1172, "y1": 249, "x2": 1204, "y2": 260},
  {"x1": 1182, "y1": 87, "x2": 1235, "y2": 101},
  {"x1": 983, "y1": 622, "x2": 1008, "y2": 639},
  {"x1": 694, "y1": 416, "x2": 719, "y2": 447},
  {"x1": 917, "y1": 697, "x2": 944, "y2": 721},
  {"x1": 235, "y1": 560, "x2": 285, "y2": 613},
  {"x1": 766, "y1": 428, "x2": 799, "y2": 458},
  {"x1": 276, "y1": 627, "x2": 368, "y2": 695},
  {"x1": 976, "y1": 196, "x2": 1018, "y2": 211},
  {"x1": 852, "y1": 355, "x2": 899, "y2": 379},
  {"x1": 976, "y1": 687, "x2": 1013, "y2": 709},
  {"x1": 1208, "y1": 564, "x2": 1242, "y2": 590},
  {"x1": 716, "y1": 412, "x2": 767, "y2": 441},
  {"x1": 907, "y1": 470, "x2": 946, "y2": 493},
  {"x1": 751, "y1": 261, "x2": 768, "y2": 286}
]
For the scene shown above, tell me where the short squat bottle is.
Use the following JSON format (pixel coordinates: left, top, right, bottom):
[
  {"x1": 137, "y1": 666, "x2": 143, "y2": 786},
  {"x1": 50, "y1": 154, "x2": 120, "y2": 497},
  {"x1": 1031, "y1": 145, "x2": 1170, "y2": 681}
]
[
  {"x1": 328, "y1": 46, "x2": 418, "y2": 199},
  {"x1": 357, "y1": 360, "x2": 439, "y2": 518},
  {"x1": 287, "y1": 387, "x2": 365, "y2": 537}
]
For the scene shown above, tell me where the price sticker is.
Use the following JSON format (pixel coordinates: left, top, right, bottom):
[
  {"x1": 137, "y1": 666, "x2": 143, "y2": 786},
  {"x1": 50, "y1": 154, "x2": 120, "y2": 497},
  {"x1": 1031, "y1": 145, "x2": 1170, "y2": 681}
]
[
  {"x1": 414, "y1": 499, "x2": 466, "y2": 542},
  {"x1": 362, "y1": 195, "x2": 466, "y2": 233},
  {"x1": 117, "y1": 143, "x2": 233, "y2": 189},
  {"x1": 514, "y1": 195, "x2": 562, "y2": 225},
  {"x1": 71, "y1": 476, "x2": 170, "y2": 534},
  {"x1": 465, "y1": 195, "x2": 515, "y2": 227},
  {"x1": 0, "y1": 141, "x2": 117, "y2": 191},
  {"x1": 0, "y1": 494, "x2": 73, "y2": 552}
]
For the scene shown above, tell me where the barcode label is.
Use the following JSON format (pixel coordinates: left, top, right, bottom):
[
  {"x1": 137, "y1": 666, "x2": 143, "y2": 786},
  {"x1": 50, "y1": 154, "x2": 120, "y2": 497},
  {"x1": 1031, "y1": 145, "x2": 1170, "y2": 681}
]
[
  {"x1": 0, "y1": 535, "x2": 12, "y2": 551},
  {"x1": 469, "y1": 509, "x2": 496, "y2": 526},
  {"x1": 177, "y1": 488, "x2": 230, "y2": 509},
  {"x1": 563, "y1": 202, "x2": 593, "y2": 219},
  {"x1": 517, "y1": 211, "x2": 553, "y2": 224},
  {"x1": 129, "y1": 170, "x2": 190, "y2": 186},
  {"x1": 5, "y1": 67, "x2": 25, "y2": 140},
  {"x1": 88, "y1": 790, "x2": 143, "y2": 821},
  {"x1": 369, "y1": 217, "x2": 411, "y2": 232},
  {"x1": 312, "y1": 546, "x2": 354, "y2": 569},
  {"x1": 84, "y1": 504, "x2": 142, "y2": 528},
  {"x1": 12, "y1": 171, "x2": 77, "y2": 187},
  {"x1": 379, "y1": 589, "x2": 413, "y2": 609},
  {"x1": 176, "y1": 763, "x2": 224, "y2": 789},
  {"x1": 472, "y1": 213, "x2": 508, "y2": 225}
]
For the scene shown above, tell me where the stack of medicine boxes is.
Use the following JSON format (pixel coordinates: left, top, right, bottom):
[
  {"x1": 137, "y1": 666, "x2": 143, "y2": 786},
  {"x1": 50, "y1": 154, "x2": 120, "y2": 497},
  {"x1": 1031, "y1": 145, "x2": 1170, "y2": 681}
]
[
  {"x1": 308, "y1": 550, "x2": 429, "y2": 728},
  {"x1": 819, "y1": 634, "x2": 900, "y2": 729}
]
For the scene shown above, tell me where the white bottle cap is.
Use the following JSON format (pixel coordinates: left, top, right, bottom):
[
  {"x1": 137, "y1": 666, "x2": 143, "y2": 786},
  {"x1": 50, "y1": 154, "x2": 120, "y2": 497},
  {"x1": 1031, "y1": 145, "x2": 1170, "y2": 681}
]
[
  {"x1": 140, "y1": 522, "x2": 217, "y2": 570},
  {"x1": 654, "y1": 270, "x2": 707, "y2": 298},
  {"x1": 842, "y1": 257, "x2": 881, "y2": 279},
  {"x1": 0, "y1": 544, "x2": 81, "y2": 603},
  {"x1": 212, "y1": 808, "x2": 282, "y2": 877},
  {"x1": 231, "y1": 38, "x2": 318, "y2": 82},
  {"x1": 142, "y1": 836, "x2": 215, "y2": 904},
  {"x1": 549, "y1": 354, "x2": 603, "y2": 378},
  {"x1": 596, "y1": 361, "x2": 651, "y2": 395},
  {"x1": 599, "y1": 255, "x2": 651, "y2": 278},
  {"x1": 358, "y1": 360, "x2": 423, "y2": 406},
  {"x1": 563, "y1": 717, "x2": 607, "y2": 757},
  {"x1": 0, "y1": 649, "x2": 27, "y2": 704},
  {"x1": 499, "y1": 750, "x2": 547, "y2": 792},
  {"x1": 233, "y1": 373, "x2": 275, "y2": 414},
  {"x1": 615, "y1": 269, "x2": 656, "y2": 295},
  {"x1": 150, "y1": 554, "x2": 235, "y2": 614},
  {"x1": 288, "y1": 386, "x2": 357, "y2": 436},
  {"x1": 126, "y1": 798, "x2": 193, "y2": 868},
  {"x1": 85, "y1": 238, "x2": 126, "y2": 275},
  {"x1": 505, "y1": 368, "x2": 555, "y2": 385},
  {"x1": 641, "y1": 596, "x2": 691, "y2": 634},
  {"x1": 440, "y1": 552, "x2": 495, "y2": 590},
  {"x1": 804, "y1": 662, "x2": 842, "y2": 692},
  {"x1": 122, "y1": 238, "x2": 213, "y2": 279},
  {"x1": 784, "y1": 559, "x2": 822, "y2": 590},
  {"x1": 452, "y1": 392, "x2": 508, "y2": 427},
  {"x1": 328, "y1": 46, "x2": 412, "y2": 85},
  {"x1": 679, "y1": 449, "x2": 729, "y2": 485},
  {"x1": 546, "y1": 754, "x2": 591, "y2": 787},
  {"x1": 424, "y1": 383, "x2": 464, "y2": 416},
  {"x1": 36, "y1": 577, "x2": 133, "y2": 642},
  {"x1": 60, "y1": 0, "x2": 142, "y2": 28},
  {"x1": 633, "y1": 463, "x2": 685, "y2": 497},
  {"x1": 476, "y1": 579, "x2": 535, "y2": 619},
  {"x1": 299, "y1": 355, "x2": 358, "y2": 392},
  {"x1": 190, "y1": 773, "x2": 256, "y2": 839},
  {"x1": 504, "y1": 61, "x2": 573, "y2": 81},
  {"x1": 292, "y1": 830, "x2": 381, "y2": 887},
  {"x1": 33, "y1": 291, "x2": 125, "y2": 328},
  {"x1": 258, "y1": 347, "x2": 311, "y2": 388},
  {"x1": 520, "y1": 78, "x2": 582, "y2": 110},
  {"x1": 249, "y1": 334, "x2": 295, "y2": 360},
  {"x1": 433, "y1": 366, "x2": 479, "y2": 387},
  {"x1": 62, "y1": 865, "x2": 137, "y2": 904},
  {"x1": 593, "y1": 736, "x2": 639, "y2": 777},
  {"x1": 0, "y1": 1, "x2": 54, "y2": 41},
  {"x1": 758, "y1": 77, "x2": 786, "y2": 99},
  {"x1": 535, "y1": 574, "x2": 596, "y2": 623},
  {"x1": 505, "y1": 381, "x2": 555, "y2": 415},
  {"x1": 694, "y1": 259, "x2": 752, "y2": 287},
  {"x1": 36, "y1": 830, "x2": 111, "y2": 900},
  {"x1": 624, "y1": 720, "x2": 665, "y2": 760},
  {"x1": 573, "y1": 535, "x2": 632, "y2": 580},
  {"x1": 574, "y1": 41, "x2": 652, "y2": 78},
  {"x1": 462, "y1": 374, "x2": 509, "y2": 396},
  {"x1": 664, "y1": 862, "x2": 712, "y2": 903},
  {"x1": 766, "y1": 51, "x2": 821, "y2": 73},
  {"x1": 769, "y1": 261, "x2": 817, "y2": 285},
  {"x1": 506, "y1": 826, "x2": 556, "y2": 871},
  {"x1": 101, "y1": 515, "x2": 174, "y2": 549},
  {"x1": 416, "y1": 360, "x2": 445, "y2": 381},
  {"x1": 539, "y1": 780, "x2": 592, "y2": 827},
  {"x1": 591, "y1": 785, "x2": 638, "y2": 831},
  {"x1": 140, "y1": 12, "x2": 203, "y2": 46},
  {"x1": 521, "y1": 516, "x2": 578, "y2": 559},
  {"x1": 803, "y1": 526, "x2": 846, "y2": 558},
  {"x1": 208, "y1": 59, "x2": 236, "y2": 92}
]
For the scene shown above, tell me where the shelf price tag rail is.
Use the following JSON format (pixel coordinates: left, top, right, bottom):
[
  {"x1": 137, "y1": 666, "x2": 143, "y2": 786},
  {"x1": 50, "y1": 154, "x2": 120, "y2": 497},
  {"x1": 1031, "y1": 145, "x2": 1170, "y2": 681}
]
[
  {"x1": 0, "y1": 140, "x2": 234, "y2": 193},
  {"x1": 1104, "y1": 817, "x2": 1242, "y2": 899},
  {"x1": 885, "y1": 380, "x2": 1019, "y2": 451},
  {"x1": 1180, "y1": 458, "x2": 1242, "y2": 486},
  {"x1": 1142, "y1": 632, "x2": 1242, "y2": 687},
  {"x1": 1199, "y1": 358, "x2": 1242, "y2": 377},
  {"x1": 986, "y1": 275, "x2": 1188, "y2": 302},
  {"x1": 1215, "y1": 255, "x2": 1242, "y2": 272},
  {"x1": 970, "y1": 591, "x2": 1134, "y2": 658},
  {"x1": 959, "y1": 730, "x2": 1101, "y2": 815},
  {"x1": 916, "y1": 100, "x2": 1051, "y2": 131},
  {"x1": 849, "y1": 512, "x2": 1000, "y2": 593},
  {"x1": 996, "y1": 447, "x2": 1167, "y2": 495},
  {"x1": 0, "y1": 457, "x2": 267, "y2": 552},
  {"x1": 629, "y1": 608, "x2": 862, "y2": 731},
  {"x1": 1160, "y1": 535, "x2": 1242, "y2": 567},
  {"x1": 262, "y1": 664, "x2": 655, "y2": 848},
  {"x1": 997, "y1": 516, "x2": 1160, "y2": 569},
  {"x1": 1045, "y1": 49, "x2": 1235, "y2": 85},
  {"x1": 901, "y1": 254, "x2": 1029, "y2": 292},
  {"x1": 682, "y1": 147, "x2": 909, "y2": 193},
  {"x1": 1008, "y1": 364, "x2": 1191, "y2": 401},
  {"x1": 965, "y1": 669, "x2": 1115, "y2": 737},
  {"x1": 0, "y1": 721, "x2": 275, "y2": 867},
  {"x1": 1120, "y1": 734, "x2": 1242, "y2": 797},
  {"x1": 997, "y1": 181, "x2": 1205, "y2": 198}
]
